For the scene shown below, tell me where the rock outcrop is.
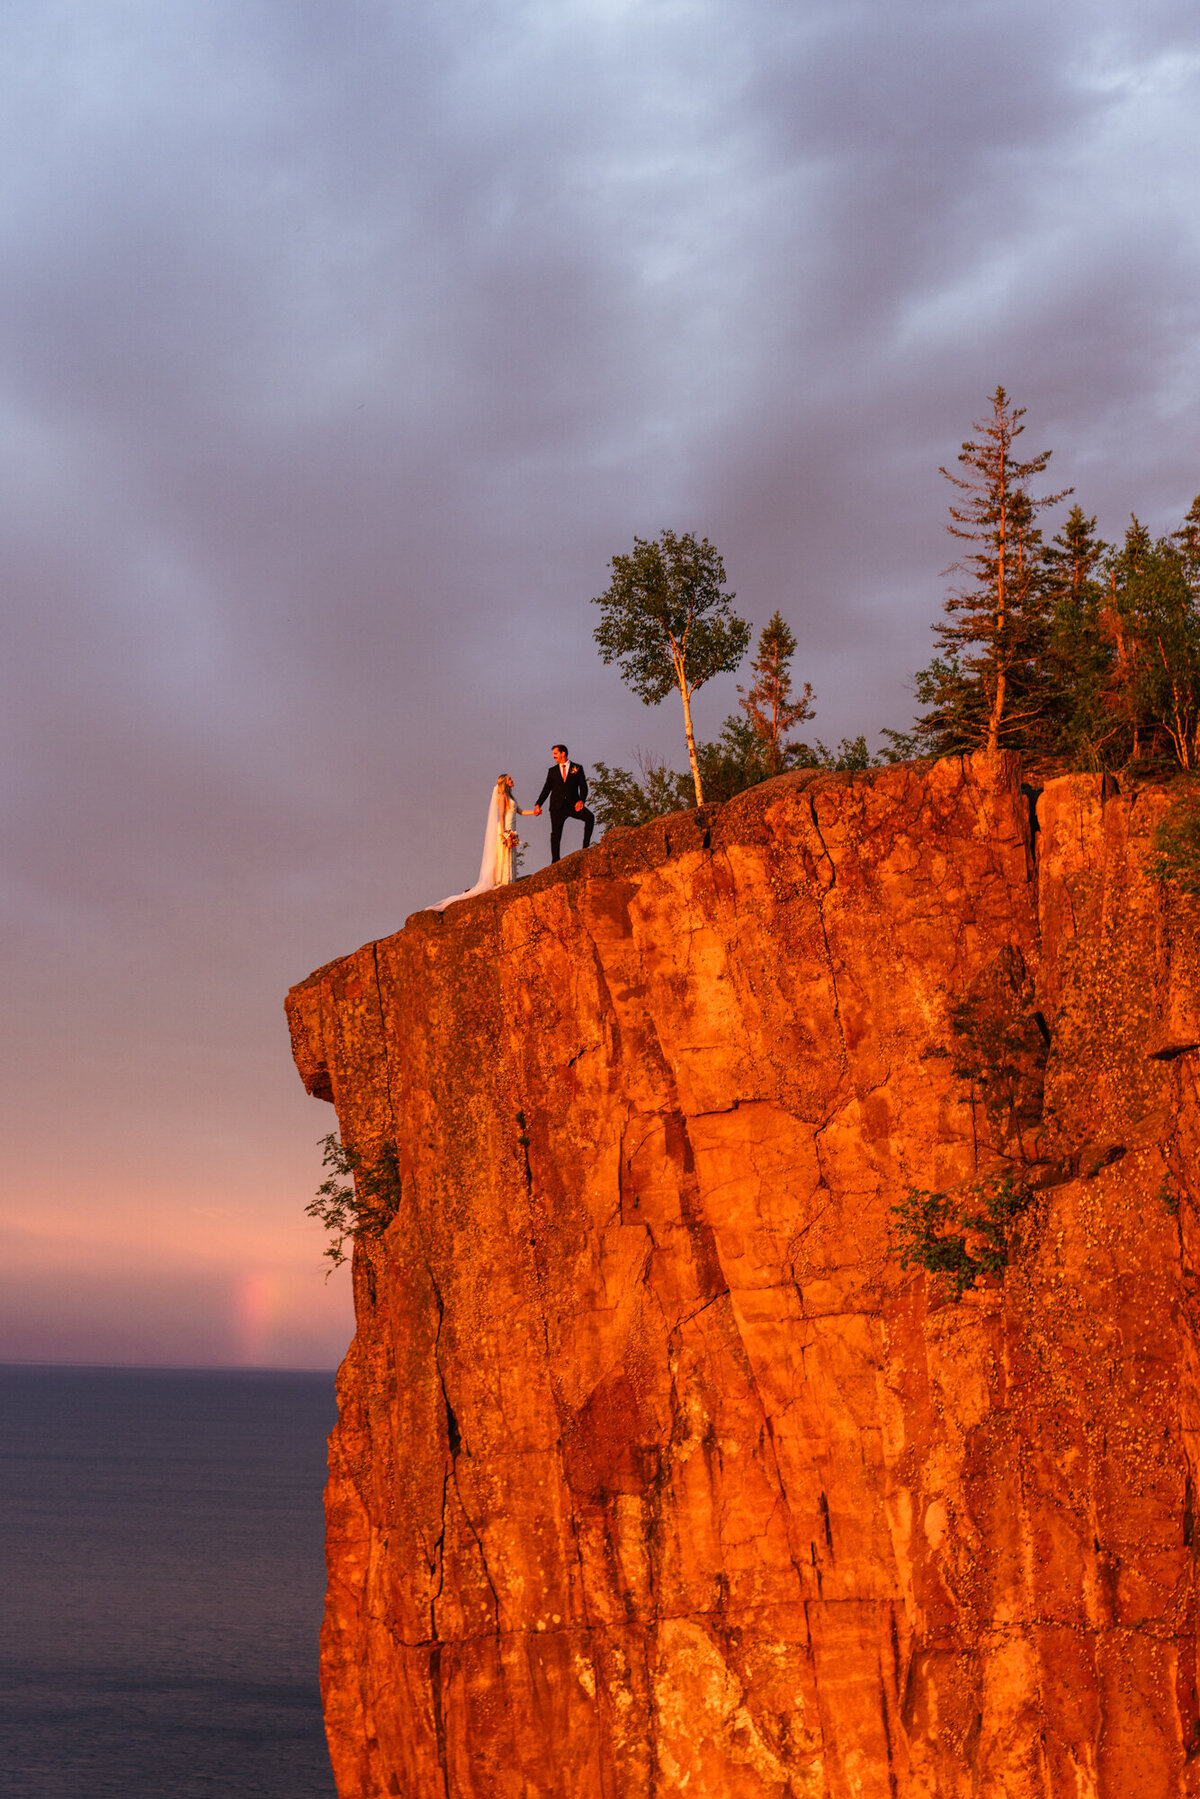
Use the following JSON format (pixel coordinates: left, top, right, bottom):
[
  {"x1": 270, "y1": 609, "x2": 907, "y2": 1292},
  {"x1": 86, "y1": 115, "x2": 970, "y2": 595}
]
[{"x1": 287, "y1": 755, "x2": 1200, "y2": 1797}]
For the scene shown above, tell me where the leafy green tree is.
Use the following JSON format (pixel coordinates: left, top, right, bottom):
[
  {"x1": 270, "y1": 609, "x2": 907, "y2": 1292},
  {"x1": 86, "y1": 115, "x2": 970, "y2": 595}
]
[
  {"x1": 590, "y1": 729, "x2": 762, "y2": 830},
  {"x1": 306, "y1": 1134, "x2": 401, "y2": 1271},
  {"x1": 915, "y1": 387, "x2": 1071, "y2": 757},
  {"x1": 593, "y1": 609, "x2": 811, "y2": 824},
  {"x1": 593, "y1": 530, "x2": 751, "y2": 804},
  {"x1": 737, "y1": 611, "x2": 815, "y2": 774},
  {"x1": 910, "y1": 653, "x2": 980, "y2": 757}
]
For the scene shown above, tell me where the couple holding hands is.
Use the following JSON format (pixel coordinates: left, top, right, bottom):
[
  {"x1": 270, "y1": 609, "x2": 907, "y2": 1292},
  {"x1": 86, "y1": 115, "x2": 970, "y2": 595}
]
[{"x1": 430, "y1": 745, "x2": 594, "y2": 913}]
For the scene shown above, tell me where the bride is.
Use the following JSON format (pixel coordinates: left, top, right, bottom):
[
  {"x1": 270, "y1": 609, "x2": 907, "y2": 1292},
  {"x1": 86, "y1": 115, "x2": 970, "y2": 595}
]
[{"x1": 429, "y1": 774, "x2": 534, "y2": 912}]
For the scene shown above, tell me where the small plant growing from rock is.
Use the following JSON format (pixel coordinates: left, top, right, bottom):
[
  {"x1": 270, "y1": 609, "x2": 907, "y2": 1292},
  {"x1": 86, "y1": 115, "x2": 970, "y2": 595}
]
[
  {"x1": 307, "y1": 1133, "x2": 402, "y2": 1270},
  {"x1": 891, "y1": 1172, "x2": 1034, "y2": 1299},
  {"x1": 1147, "y1": 782, "x2": 1200, "y2": 894},
  {"x1": 949, "y1": 946, "x2": 1049, "y2": 1155}
]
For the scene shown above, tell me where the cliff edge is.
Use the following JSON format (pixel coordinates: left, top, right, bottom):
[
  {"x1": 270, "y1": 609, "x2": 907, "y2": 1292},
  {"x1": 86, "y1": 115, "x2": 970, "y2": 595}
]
[{"x1": 287, "y1": 754, "x2": 1200, "y2": 1798}]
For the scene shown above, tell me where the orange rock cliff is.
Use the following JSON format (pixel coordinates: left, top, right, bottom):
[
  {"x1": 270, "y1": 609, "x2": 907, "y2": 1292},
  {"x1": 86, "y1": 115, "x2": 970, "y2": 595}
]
[{"x1": 286, "y1": 754, "x2": 1200, "y2": 1798}]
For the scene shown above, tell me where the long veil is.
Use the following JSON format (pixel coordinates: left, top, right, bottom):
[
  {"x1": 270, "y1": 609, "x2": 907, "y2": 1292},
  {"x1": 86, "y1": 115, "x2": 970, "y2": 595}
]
[{"x1": 428, "y1": 784, "x2": 507, "y2": 913}]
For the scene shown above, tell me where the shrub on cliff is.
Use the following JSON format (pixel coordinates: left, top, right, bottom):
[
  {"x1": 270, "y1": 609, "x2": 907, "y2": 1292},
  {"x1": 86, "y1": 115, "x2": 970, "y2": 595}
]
[
  {"x1": 1147, "y1": 780, "x2": 1200, "y2": 893},
  {"x1": 590, "y1": 731, "x2": 888, "y2": 829},
  {"x1": 307, "y1": 1133, "x2": 402, "y2": 1269},
  {"x1": 892, "y1": 1173, "x2": 1034, "y2": 1299},
  {"x1": 948, "y1": 946, "x2": 1049, "y2": 1158}
]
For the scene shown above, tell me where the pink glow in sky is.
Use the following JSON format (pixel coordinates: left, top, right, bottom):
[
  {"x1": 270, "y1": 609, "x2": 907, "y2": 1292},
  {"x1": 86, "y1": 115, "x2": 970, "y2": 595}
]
[{"x1": 3, "y1": 0, "x2": 1200, "y2": 1366}]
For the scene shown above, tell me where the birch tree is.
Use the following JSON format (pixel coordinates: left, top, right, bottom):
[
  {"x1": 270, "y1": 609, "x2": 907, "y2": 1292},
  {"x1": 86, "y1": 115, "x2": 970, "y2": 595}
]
[{"x1": 592, "y1": 529, "x2": 750, "y2": 805}]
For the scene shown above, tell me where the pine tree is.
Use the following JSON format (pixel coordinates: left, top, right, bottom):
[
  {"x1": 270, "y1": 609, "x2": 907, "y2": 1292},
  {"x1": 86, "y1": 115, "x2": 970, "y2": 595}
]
[
  {"x1": 1105, "y1": 516, "x2": 1200, "y2": 769},
  {"x1": 1101, "y1": 518, "x2": 1152, "y2": 762},
  {"x1": 736, "y1": 611, "x2": 815, "y2": 775},
  {"x1": 1039, "y1": 506, "x2": 1112, "y2": 765},
  {"x1": 918, "y1": 387, "x2": 1071, "y2": 756},
  {"x1": 1173, "y1": 494, "x2": 1200, "y2": 591}
]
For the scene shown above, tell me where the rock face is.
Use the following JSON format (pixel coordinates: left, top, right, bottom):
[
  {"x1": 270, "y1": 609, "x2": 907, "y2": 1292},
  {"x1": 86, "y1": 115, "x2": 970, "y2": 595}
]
[{"x1": 287, "y1": 755, "x2": 1200, "y2": 1798}]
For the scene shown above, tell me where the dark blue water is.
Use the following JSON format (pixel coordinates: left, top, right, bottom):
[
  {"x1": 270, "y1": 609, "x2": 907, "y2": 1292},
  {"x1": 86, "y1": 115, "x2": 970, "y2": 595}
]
[{"x1": 0, "y1": 1365, "x2": 338, "y2": 1799}]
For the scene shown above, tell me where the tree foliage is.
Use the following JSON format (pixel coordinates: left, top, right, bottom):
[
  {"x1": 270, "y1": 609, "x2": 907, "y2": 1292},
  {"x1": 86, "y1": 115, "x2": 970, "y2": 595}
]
[
  {"x1": 590, "y1": 756, "x2": 694, "y2": 829},
  {"x1": 915, "y1": 386, "x2": 1071, "y2": 757},
  {"x1": 1147, "y1": 780, "x2": 1200, "y2": 893},
  {"x1": 592, "y1": 530, "x2": 750, "y2": 804},
  {"x1": 1035, "y1": 504, "x2": 1112, "y2": 766},
  {"x1": 588, "y1": 593, "x2": 903, "y2": 832},
  {"x1": 737, "y1": 610, "x2": 815, "y2": 774},
  {"x1": 891, "y1": 1174, "x2": 1034, "y2": 1300},
  {"x1": 590, "y1": 395, "x2": 1200, "y2": 829},
  {"x1": 306, "y1": 1134, "x2": 402, "y2": 1271},
  {"x1": 592, "y1": 609, "x2": 835, "y2": 827},
  {"x1": 905, "y1": 388, "x2": 1200, "y2": 777}
]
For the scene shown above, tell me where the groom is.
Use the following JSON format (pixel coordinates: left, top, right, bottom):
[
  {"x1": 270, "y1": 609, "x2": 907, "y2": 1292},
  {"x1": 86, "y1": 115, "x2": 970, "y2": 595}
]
[{"x1": 534, "y1": 744, "x2": 595, "y2": 863}]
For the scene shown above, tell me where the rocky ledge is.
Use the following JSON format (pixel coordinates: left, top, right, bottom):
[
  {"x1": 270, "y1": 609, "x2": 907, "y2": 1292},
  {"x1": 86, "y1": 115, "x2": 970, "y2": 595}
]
[{"x1": 287, "y1": 753, "x2": 1200, "y2": 1798}]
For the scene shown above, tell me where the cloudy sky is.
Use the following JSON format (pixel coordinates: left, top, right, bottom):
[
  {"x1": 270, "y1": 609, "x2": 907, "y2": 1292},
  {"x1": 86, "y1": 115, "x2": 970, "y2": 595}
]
[{"x1": 2, "y1": 0, "x2": 1198, "y2": 1368}]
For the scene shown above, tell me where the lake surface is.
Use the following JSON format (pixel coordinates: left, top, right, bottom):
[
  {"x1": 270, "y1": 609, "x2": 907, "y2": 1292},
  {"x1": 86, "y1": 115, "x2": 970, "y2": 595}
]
[{"x1": 0, "y1": 1364, "x2": 337, "y2": 1799}]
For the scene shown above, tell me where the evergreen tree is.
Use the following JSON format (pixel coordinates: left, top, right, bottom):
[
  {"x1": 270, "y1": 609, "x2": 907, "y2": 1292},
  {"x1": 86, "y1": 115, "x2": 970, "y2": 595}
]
[
  {"x1": 1101, "y1": 517, "x2": 1153, "y2": 762},
  {"x1": 1105, "y1": 517, "x2": 1200, "y2": 768},
  {"x1": 1039, "y1": 505, "x2": 1112, "y2": 765},
  {"x1": 592, "y1": 530, "x2": 750, "y2": 805},
  {"x1": 915, "y1": 387, "x2": 1071, "y2": 756},
  {"x1": 736, "y1": 611, "x2": 815, "y2": 774},
  {"x1": 1172, "y1": 494, "x2": 1200, "y2": 591}
]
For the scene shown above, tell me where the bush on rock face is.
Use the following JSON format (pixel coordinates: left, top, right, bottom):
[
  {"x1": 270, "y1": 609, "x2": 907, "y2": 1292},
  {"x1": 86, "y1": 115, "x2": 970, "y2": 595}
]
[
  {"x1": 1148, "y1": 781, "x2": 1200, "y2": 894},
  {"x1": 891, "y1": 1173, "x2": 1035, "y2": 1300},
  {"x1": 307, "y1": 1133, "x2": 401, "y2": 1270}
]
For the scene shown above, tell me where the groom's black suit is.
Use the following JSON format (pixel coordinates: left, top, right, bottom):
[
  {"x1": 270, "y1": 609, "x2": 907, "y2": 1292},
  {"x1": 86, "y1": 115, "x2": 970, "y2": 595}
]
[{"x1": 536, "y1": 762, "x2": 595, "y2": 862}]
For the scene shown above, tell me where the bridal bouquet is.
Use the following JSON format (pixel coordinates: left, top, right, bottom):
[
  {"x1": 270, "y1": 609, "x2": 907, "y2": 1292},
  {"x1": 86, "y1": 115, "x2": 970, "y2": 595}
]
[{"x1": 501, "y1": 829, "x2": 520, "y2": 851}]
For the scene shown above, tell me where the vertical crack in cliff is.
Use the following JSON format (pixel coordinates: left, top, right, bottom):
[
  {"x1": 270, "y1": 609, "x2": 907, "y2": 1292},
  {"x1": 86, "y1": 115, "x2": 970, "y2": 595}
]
[
  {"x1": 808, "y1": 794, "x2": 836, "y2": 890},
  {"x1": 876, "y1": 1631, "x2": 900, "y2": 1799},
  {"x1": 805, "y1": 809, "x2": 850, "y2": 1080},
  {"x1": 452, "y1": 1460, "x2": 502, "y2": 1634},
  {"x1": 819, "y1": 1490, "x2": 834, "y2": 1558},
  {"x1": 1021, "y1": 782, "x2": 1042, "y2": 890},
  {"x1": 426, "y1": 1266, "x2": 502, "y2": 1634},
  {"x1": 428, "y1": 1273, "x2": 449, "y2": 1639}
]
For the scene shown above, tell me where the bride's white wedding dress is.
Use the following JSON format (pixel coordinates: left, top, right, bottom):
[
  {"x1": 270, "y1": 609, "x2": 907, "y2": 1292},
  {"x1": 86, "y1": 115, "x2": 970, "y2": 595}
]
[{"x1": 429, "y1": 783, "x2": 520, "y2": 912}]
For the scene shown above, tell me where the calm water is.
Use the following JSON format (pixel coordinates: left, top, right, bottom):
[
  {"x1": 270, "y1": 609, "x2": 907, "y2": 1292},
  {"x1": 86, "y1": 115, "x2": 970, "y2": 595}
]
[{"x1": 0, "y1": 1365, "x2": 338, "y2": 1799}]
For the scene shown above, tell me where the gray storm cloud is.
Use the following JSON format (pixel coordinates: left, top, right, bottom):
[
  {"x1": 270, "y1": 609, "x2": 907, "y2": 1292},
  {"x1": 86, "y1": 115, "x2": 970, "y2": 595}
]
[{"x1": 1, "y1": 0, "x2": 1198, "y2": 1362}]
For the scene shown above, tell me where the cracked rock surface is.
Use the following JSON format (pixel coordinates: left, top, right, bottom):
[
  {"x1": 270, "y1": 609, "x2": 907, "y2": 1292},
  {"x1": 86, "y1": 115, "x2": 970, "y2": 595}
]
[{"x1": 287, "y1": 754, "x2": 1200, "y2": 1798}]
